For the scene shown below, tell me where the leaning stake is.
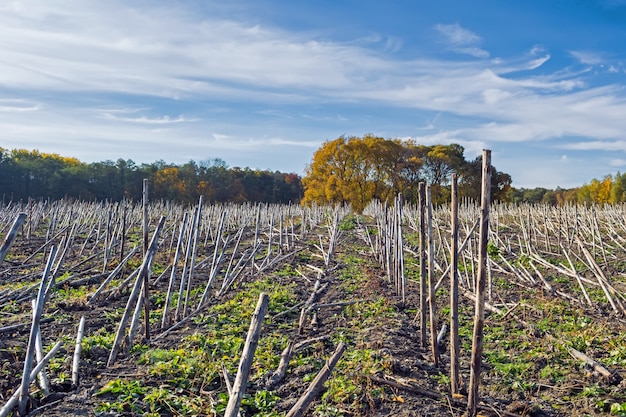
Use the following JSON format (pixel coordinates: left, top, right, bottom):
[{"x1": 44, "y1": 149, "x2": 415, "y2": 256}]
[
  {"x1": 223, "y1": 293, "x2": 269, "y2": 417},
  {"x1": 467, "y1": 150, "x2": 492, "y2": 417},
  {"x1": 108, "y1": 216, "x2": 165, "y2": 367},
  {"x1": 285, "y1": 341, "x2": 347, "y2": 417},
  {"x1": 0, "y1": 341, "x2": 62, "y2": 417},
  {"x1": 19, "y1": 246, "x2": 57, "y2": 416},
  {"x1": 0, "y1": 213, "x2": 27, "y2": 267}
]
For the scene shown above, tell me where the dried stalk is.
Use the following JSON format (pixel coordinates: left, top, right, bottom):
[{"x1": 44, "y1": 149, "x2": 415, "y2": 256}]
[
  {"x1": 108, "y1": 216, "x2": 165, "y2": 366},
  {"x1": 285, "y1": 342, "x2": 346, "y2": 417},
  {"x1": 0, "y1": 341, "x2": 62, "y2": 417},
  {"x1": 468, "y1": 149, "x2": 491, "y2": 417},
  {"x1": 0, "y1": 212, "x2": 26, "y2": 267},
  {"x1": 426, "y1": 186, "x2": 439, "y2": 366},
  {"x1": 450, "y1": 174, "x2": 461, "y2": 394},
  {"x1": 223, "y1": 293, "x2": 269, "y2": 417},
  {"x1": 72, "y1": 316, "x2": 86, "y2": 388},
  {"x1": 19, "y1": 246, "x2": 57, "y2": 416}
]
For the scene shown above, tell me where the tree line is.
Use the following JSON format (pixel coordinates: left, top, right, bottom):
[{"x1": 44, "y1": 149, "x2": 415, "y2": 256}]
[
  {"x1": 0, "y1": 148, "x2": 303, "y2": 204},
  {"x1": 508, "y1": 173, "x2": 626, "y2": 206},
  {"x1": 7, "y1": 140, "x2": 620, "y2": 208}
]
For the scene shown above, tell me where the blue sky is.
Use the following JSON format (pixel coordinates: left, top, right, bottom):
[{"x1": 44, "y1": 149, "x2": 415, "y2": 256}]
[{"x1": 2, "y1": 0, "x2": 626, "y2": 188}]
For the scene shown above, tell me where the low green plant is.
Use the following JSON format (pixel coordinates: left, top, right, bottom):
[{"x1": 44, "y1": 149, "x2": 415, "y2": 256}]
[
  {"x1": 82, "y1": 329, "x2": 115, "y2": 354},
  {"x1": 213, "y1": 390, "x2": 280, "y2": 416},
  {"x1": 339, "y1": 215, "x2": 358, "y2": 231},
  {"x1": 433, "y1": 372, "x2": 451, "y2": 387},
  {"x1": 580, "y1": 384, "x2": 605, "y2": 397},
  {"x1": 539, "y1": 365, "x2": 566, "y2": 383},
  {"x1": 611, "y1": 402, "x2": 626, "y2": 416},
  {"x1": 314, "y1": 404, "x2": 346, "y2": 417},
  {"x1": 95, "y1": 379, "x2": 147, "y2": 414},
  {"x1": 487, "y1": 241, "x2": 500, "y2": 257}
]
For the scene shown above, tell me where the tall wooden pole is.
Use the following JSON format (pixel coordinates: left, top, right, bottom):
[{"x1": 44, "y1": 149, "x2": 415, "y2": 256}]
[
  {"x1": 467, "y1": 150, "x2": 492, "y2": 416},
  {"x1": 418, "y1": 183, "x2": 427, "y2": 348},
  {"x1": 142, "y1": 179, "x2": 151, "y2": 341},
  {"x1": 142, "y1": 179, "x2": 149, "y2": 255},
  {"x1": 450, "y1": 174, "x2": 461, "y2": 394},
  {"x1": 426, "y1": 185, "x2": 439, "y2": 366}
]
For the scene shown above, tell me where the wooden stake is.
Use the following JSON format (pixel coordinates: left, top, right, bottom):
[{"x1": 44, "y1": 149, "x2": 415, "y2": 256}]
[
  {"x1": 72, "y1": 316, "x2": 86, "y2": 389},
  {"x1": 88, "y1": 246, "x2": 138, "y2": 305},
  {"x1": 0, "y1": 212, "x2": 26, "y2": 267},
  {"x1": 223, "y1": 293, "x2": 269, "y2": 417},
  {"x1": 108, "y1": 216, "x2": 165, "y2": 367},
  {"x1": 183, "y1": 196, "x2": 203, "y2": 316},
  {"x1": 141, "y1": 179, "x2": 151, "y2": 341},
  {"x1": 450, "y1": 174, "x2": 461, "y2": 394},
  {"x1": 175, "y1": 206, "x2": 199, "y2": 321},
  {"x1": 0, "y1": 341, "x2": 62, "y2": 417},
  {"x1": 467, "y1": 149, "x2": 492, "y2": 417},
  {"x1": 161, "y1": 212, "x2": 189, "y2": 328},
  {"x1": 418, "y1": 182, "x2": 427, "y2": 348},
  {"x1": 576, "y1": 236, "x2": 625, "y2": 316},
  {"x1": 426, "y1": 185, "x2": 439, "y2": 366},
  {"x1": 560, "y1": 242, "x2": 593, "y2": 306},
  {"x1": 285, "y1": 341, "x2": 347, "y2": 417},
  {"x1": 19, "y1": 246, "x2": 57, "y2": 416},
  {"x1": 31, "y1": 300, "x2": 49, "y2": 395}
]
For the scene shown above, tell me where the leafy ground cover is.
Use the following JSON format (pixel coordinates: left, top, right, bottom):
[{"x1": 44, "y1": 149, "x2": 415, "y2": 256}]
[{"x1": 0, "y1": 202, "x2": 625, "y2": 416}]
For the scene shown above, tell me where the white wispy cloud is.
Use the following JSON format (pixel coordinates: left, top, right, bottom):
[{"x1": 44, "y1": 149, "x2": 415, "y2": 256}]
[
  {"x1": 0, "y1": 99, "x2": 41, "y2": 112},
  {"x1": 570, "y1": 50, "x2": 604, "y2": 65},
  {"x1": 434, "y1": 23, "x2": 489, "y2": 58},
  {"x1": 526, "y1": 55, "x2": 551, "y2": 70},
  {"x1": 562, "y1": 140, "x2": 626, "y2": 152},
  {"x1": 100, "y1": 113, "x2": 194, "y2": 124}
]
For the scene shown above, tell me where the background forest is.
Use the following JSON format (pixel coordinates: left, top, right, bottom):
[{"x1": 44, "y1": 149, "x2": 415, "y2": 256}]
[
  {"x1": 0, "y1": 137, "x2": 622, "y2": 208},
  {"x1": 0, "y1": 148, "x2": 303, "y2": 204}
]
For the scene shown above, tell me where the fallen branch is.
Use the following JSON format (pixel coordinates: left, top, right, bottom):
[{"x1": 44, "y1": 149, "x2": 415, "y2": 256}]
[
  {"x1": 293, "y1": 335, "x2": 331, "y2": 352},
  {"x1": 265, "y1": 340, "x2": 294, "y2": 389},
  {"x1": 298, "y1": 277, "x2": 328, "y2": 333},
  {"x1": 307, "y1": 299, "x2": 367, "y2": 312},
  {"x1": 272, "y1": 301, "x2": 304, "y2": 319},
  {"x1": 285, "y1": 341, "x2": 346, "y2": 417},
  {"x1": 0, "y1": 318, "x2": 54, "y2": 335},
  {"x1": 567, "y1": 347, "x2": 616, "y2": 380}
]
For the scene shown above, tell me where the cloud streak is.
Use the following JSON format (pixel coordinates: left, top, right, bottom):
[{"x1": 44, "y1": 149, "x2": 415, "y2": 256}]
[{"x1": 435, "y1": 23, "x2": 489, "y2": 58}]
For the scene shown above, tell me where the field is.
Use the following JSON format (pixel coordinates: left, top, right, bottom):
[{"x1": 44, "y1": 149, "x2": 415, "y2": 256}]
[{"x1": 1, "y1": 198, "x2": 626, "y2": 416}]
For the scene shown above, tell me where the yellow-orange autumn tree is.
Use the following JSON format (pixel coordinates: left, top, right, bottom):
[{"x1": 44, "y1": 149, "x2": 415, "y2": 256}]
[
  {"x1": 577, "y1": 174, "x2": 625, "y2": 204},
  {"x1": 302, "y1": 135, "x2": 474, "y2": 212}
]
